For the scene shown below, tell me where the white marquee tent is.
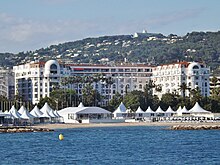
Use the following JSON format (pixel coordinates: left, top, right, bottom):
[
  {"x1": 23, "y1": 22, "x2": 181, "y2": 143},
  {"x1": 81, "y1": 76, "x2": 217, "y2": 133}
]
[
  {"x1": 165, "y1": 106, "x2": 176, "y2": 116},
  {"x1": 9, "y1": 105, "x2": 21, "y2": 119},
  {"x1": 113, "y1": 102, "x2": 127, "y2": 118},
  {"x1": 155, "y1": 106, "x2": 165, "y2": 116},
  {"x1": 189, "y1": 102, "x2": 212, "y2": 116},
  {"x1": 30, "y1": 105, "x2": 43, "y2": 117},
  {"x1": 20, "y1": 108, "x2": 34, "y2": 120},
  {"x1": 18, "y1": 106, "x2": 27, "y2": 115},
  {"x1": 145, "y1": 106, "x2": 155, "y2": 117},
  {"x1": 78, "y1": 102, "x2": 85, "y2": 107},
  {"x1": 135, "y1": 106, "x2": 145, "y2": 118},
  {"x1": 58, "y1": 106, "x2": 112, "y2": 123}
]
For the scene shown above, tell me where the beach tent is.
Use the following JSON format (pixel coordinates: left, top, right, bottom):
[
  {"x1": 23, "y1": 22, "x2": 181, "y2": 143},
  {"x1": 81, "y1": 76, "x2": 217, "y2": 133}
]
[
  {"x1": 113, "y1": 102, "x2": 127, "y2": 118},
  {"x1": 180, "y1": 106, "x2": 190, "y2": 114},
  {"x1": 18, "y1": 106, "x2": 27, "y2": 115},
  {"x1": 165, "y1": 106, "x2": 176, "y2": 116},
  {"x1": 40, "y1": 102, "x2": 52, "y2": 115},
  {"x1": 176, "y1": 106, "x2": 182, "y2": 113},
  {"x1": 155, "y1": 106, "x2": 165, "y2": 116},
  {"x1": 189, "y1": 102, "x2": 212, "y2": 117},
  {"x1": 58, "y1": 106, "x2": 112, "y2": 123},
  {"x1": 145, "y1": 106, "x2": 155, "y2": 117},
  {"x1": 39, "y1": 102, "x2": 53, "y2": 123},
  {"x1": 49, "y1": 109, "x2": 58, "y2": 118},
  {"x1": 135, "y1": 106, "x2": 145, "y2": 118},
  {"x1": 9, "y1": 105, "x2": 21, "y2": 119},
  {"x1": 78, "y1": 102, "x2": 85, "y2": 107},
  {"x1": 30, "y1": 105, "x2": 43, "y2": 117},
  {"x1": 20, "y1": 108, "x2": 34, "y2": 120}
]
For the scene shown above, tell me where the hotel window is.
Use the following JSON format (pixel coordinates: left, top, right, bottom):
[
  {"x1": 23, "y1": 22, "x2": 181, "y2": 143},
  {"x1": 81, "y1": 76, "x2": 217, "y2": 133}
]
[{"x1": 139, "y1": 84, "x2": 142, "y2": 89}]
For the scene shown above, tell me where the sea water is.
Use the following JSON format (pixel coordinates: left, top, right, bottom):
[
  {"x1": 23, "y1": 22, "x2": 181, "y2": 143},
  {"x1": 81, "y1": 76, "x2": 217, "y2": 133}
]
[{"x1": 0, "y1": 126, "x2": 220, "y2": 165}]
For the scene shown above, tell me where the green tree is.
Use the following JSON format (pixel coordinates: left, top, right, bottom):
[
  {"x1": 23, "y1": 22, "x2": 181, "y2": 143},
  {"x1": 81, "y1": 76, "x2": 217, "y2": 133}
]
[
  {"x1": 109, "y1": 92, "x2": 123, "y2": 112},
  {"x1": 123, "y1": 90, "x2": 145, "y2": 111},
  {"x1": 160, "y1": 93, "x2": 178, "y2": 110},
  {"x1": 37, "y1": 97, "x2": 56, "y2": 110},
  {"x1": 82, "y1": 84, "x2": 101, "y2": 106}
]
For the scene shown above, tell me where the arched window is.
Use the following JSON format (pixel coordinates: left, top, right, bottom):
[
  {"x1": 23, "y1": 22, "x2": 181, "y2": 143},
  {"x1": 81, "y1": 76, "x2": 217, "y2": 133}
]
[
  {"x1": 193, "y1": 65, "x2": 199, "y2": 69},
  {"x1": 50, "y1": 64, "x2": 58, "y2": 74},
  {"x1": 50, "y1": 64, "x2": 57, "y2": 70}
]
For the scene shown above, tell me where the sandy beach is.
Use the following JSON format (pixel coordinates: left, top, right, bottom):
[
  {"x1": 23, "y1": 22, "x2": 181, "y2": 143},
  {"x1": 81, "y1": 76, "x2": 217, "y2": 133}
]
[{"x1": 33, "y1": 122, "x2": 220, "y2": 130}]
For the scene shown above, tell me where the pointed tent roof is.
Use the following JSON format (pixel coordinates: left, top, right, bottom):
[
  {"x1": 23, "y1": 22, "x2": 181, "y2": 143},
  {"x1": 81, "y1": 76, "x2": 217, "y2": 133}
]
[
  {"x1": 155, "y1": 106, "x2": 165, "y2": 113},
  {"x1": 9, "y1": 105, "x2": 21, "y2": 119},
  {"x1": 30, "y1": 105, "x2": 43, "y2": 117},
  {"x1": 136, "y1": 106, "x2": 145, "y2": 113},
  {"x1": 189, "y1": 102, "x2": 211, "y2": 113},
  {"x1": 145, "y1": 106, "x2": 155, "y2": 113},
  {"x1": 40, "y1": 102, "x2": 52, "y2": 114},
  {"x1": 18, "y1": 106, "x2": 27, "y2": 114},
  {"x1": 40, "y1": 102, "x2": 53, "y2": 118},
  {"x1": 176, "y1": 106, "x2": 182, "y2": 113},
  {"x1": 166, "y1": 106, "x2": 176, "y2": 113},
  {"x1": 49, "y1": 109, "x2": 58, "y2": 118},
  {"x1": 54, "y1": 110, "x2": 62, "y2": 118},
  {"x1": 180, "y1": 106, "x2": 190, "y2": 113},
  {"x1": 20, "y1": 108, "x2": 34, "y2": 119},
  {"x1": 40, "y1": 109, "x2": 52, "y2": 118},
  {"x1": 113, "y1": 102, "x2": 127, "y2": 113},
  {"x1": 78, "y1": 102, "x2": 84, "y2": 107}
]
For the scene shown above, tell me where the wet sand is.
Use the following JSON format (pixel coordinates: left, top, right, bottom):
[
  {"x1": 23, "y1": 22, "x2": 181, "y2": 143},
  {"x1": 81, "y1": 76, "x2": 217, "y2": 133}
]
[{"x1": 33, "y1": 122, "x2": 220, "y2": 130}]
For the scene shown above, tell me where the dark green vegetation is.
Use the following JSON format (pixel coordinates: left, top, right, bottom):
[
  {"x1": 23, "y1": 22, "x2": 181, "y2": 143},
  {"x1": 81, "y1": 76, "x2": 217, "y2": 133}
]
[
  {"x1": 1, "y1": 76, "x2": 220, "y2": 113},
  {"x1": 1, "y1": 31, "x2": 220, "y2": 74}
]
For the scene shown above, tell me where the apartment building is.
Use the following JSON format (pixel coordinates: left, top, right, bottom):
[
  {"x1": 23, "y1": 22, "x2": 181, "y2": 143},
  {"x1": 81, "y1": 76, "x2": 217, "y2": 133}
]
[{"x1": 152, "y1": 61, "x2": 210, "y2": 98}]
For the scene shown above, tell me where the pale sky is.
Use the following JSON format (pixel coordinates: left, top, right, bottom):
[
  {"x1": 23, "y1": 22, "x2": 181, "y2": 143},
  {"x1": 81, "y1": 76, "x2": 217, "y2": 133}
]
[{"x1": 0, "y1": 0, "x2": 220, "y2": 53}]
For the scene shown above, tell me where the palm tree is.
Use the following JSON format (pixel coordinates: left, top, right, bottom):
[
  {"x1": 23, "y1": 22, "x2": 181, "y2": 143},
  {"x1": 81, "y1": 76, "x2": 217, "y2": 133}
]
[{"x1": 179, "y1": 82, "x2": 190, "y2": 99}]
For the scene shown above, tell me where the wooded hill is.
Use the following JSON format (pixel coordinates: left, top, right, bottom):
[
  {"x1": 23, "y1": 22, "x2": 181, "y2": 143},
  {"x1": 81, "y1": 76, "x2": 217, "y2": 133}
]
[{"x1": 1, "y1": 31, "x2": 220, "y2": 74}]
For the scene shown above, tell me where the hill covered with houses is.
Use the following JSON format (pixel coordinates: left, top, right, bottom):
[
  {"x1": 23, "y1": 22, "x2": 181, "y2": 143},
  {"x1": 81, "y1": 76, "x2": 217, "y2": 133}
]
[{"x1": 1, "y1": 30, "x2": 220, "y2": 74}]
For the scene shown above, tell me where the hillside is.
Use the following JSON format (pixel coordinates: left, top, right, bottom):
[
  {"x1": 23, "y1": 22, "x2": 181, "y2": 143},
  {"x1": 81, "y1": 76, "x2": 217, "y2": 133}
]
[{"x1": 1, "y1": 31, "x2": 220, "y2": 74}]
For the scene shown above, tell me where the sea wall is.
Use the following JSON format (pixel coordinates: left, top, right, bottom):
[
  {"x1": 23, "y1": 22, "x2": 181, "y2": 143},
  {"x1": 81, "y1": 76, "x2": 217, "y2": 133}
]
[
  {"x1": 0, "y1": 126, "x2": 53, "y2": 133},
  {"x1": 170, "y1": 125, "x2": 220, "y2": 130}
]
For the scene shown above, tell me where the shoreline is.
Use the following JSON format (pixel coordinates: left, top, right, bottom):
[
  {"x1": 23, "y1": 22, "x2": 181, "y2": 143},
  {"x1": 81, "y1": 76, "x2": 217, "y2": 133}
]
[{"x1": 33, "y1": 122, "x2": 220, "y2": 130}]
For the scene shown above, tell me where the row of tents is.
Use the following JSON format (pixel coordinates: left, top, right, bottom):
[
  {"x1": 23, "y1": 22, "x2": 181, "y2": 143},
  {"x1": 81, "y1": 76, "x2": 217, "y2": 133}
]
[
  {"x1": 0, "y1": 103, "x2": 62, "y2": 125},
  {"x1": 113, "y1": 102, "x2": 212, "y2": 119}
]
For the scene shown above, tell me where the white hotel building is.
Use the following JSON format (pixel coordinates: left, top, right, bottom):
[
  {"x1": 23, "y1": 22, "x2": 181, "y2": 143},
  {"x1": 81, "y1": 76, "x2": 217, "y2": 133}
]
[
  {"x1": 152, "y1": 61, "x2": 210, "y2": 98},
  {"x1": 13, "y1": 60, "x2": 152, "y2": 105},
  {"x1": 0, "y1": 67, "x2": 14, "y2": 99}
]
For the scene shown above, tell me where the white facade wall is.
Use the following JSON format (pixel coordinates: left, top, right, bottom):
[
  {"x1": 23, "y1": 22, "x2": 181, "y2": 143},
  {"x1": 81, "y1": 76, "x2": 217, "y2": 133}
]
[
  {"x1": 68, "y1": 64, "x2": 152, "y2": 105},
  {"x1": 13, "y1": 60, "x2": 64, "y2": 104},
  {"x1": 152, "y1": 62, "x2": 210, "y2": 98},
  {"x1": 13, "y1": 60, "x2": 210, "y2": 105},
  {"x1": 13, "y1": 60, "x2": 152, "y2": 105},
  {"x1": 0, "y1": 67, "x2": 14, "y2": 99}
]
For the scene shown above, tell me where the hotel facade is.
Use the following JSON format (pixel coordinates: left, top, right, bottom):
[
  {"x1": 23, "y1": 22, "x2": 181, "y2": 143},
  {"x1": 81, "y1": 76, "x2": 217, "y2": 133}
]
[
  {"x1": 13, "y1": 60, "x2": 152, "y2": 105},
  {"x1": 13, "y1": 60, "x2": 210, "y2": 105},
  {"x1": 152, "y1": 62, "x2": 210, "y2": 98}
]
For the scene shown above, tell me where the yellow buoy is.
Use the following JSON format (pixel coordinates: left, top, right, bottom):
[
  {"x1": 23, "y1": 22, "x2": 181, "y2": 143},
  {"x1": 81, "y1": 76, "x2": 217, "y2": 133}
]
[{"x1": 59, "y1": 134, "x2": 64, "y2": 140}]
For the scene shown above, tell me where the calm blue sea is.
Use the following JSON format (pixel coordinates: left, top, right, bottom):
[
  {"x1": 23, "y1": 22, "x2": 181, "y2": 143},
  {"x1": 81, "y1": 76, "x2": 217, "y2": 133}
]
[{"x1": 0, "y1": 126, "x2": 220, "y2": 165}]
